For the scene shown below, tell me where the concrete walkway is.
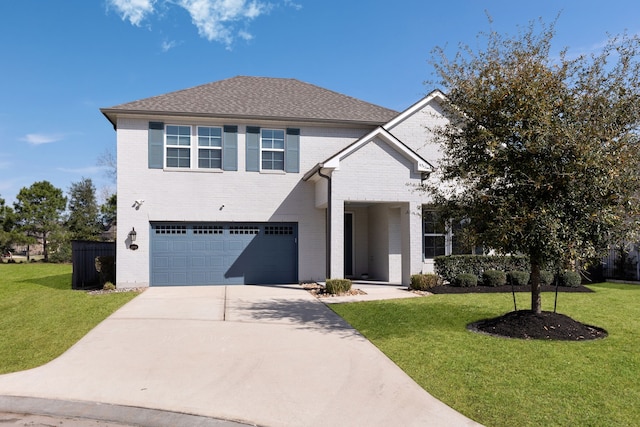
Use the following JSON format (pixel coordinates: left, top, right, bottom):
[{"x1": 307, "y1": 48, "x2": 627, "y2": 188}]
[{"x1": 0, "y1": 285, "x2": 481, "y2": 426}]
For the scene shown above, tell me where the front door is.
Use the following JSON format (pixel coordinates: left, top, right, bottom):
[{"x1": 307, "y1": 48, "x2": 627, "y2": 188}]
[{"x1": 344, "y1": 212, "x2": 354, "y2": 277}]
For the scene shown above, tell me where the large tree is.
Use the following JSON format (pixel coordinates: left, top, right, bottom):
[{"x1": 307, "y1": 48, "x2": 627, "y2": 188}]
[
  {"x1": 14, "y1": 181, "x2": 67, "y2": 262},
  {"x1": 67, "y1": 178, "x2": 102, "y2": 240},
  {"x1": 427, "y1": 21, "x2": 640, "y2": 313}
]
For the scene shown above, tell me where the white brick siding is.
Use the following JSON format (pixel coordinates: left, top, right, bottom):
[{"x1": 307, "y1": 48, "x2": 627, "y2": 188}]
[{"x1": 115, "y1": 117, "x2": 374, "y2": 287}]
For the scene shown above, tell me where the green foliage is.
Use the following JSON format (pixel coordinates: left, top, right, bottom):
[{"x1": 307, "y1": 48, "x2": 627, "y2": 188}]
[
  {"x1": 482, "y1": 269, "x2": 507, "y2": 286},
  {"x1": 13, "y1": 181, "x2": 67, "y2": 262},
  {"x1": 331, "y1": 283, "x2": 640, "y2": 427},
  {"x1": 558, "y1": 270, "x2": 582, "y2": 287},
  {"x1": 435, "y1": 255, "x2": 529, "y2": 283},
  {"x1": 453, "y1": 273, "x2": 478, "y2": 287},
  {"x1": 0, "y1": 263, "x2": 138, "y2": 373},
  {"x1": 539, "y1": 270, "x2": 555, "y2": 286},
  {"x1": 410, "y1": 273, "x2": 443, "y2": 290},
  {"x1": 427, "y1": 20, "x2": 640, "y2": 311},
  {"x1": 95, "y1": 256, "x2": 115, "y2": 286},
  {"x1": 103, "y1": 282, "x2": 116, "y2": 291},
  {"x1": 67, "y1": 178, "x2": 102, "y2": 241},
  {"x1": 508, "y1": 270, "x2": 531, "y2": 286},
  {"x1": 325, "y1": 279, "x2": 352, "y2": 294},
  {"x1": 100, "y1": 193, "x2": 117, "y2": 229}
]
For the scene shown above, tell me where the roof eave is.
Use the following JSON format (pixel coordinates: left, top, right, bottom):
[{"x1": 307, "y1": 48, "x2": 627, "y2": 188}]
[{"x1": 100, "y1": 108, "x2": 397, "y2": 128}]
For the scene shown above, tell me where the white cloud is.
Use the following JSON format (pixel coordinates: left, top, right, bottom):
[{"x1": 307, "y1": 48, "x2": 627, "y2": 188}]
[
  {"x1": 177, "y1": 0, "x2": 270, "y2": 47},
  {"x1": 161, "y1": 39, "x2": 179, "y2": 52},
  {"x1": 21, "y1": 133, "x2": 64, "y2": 145},
  {"x1": 283, "y1": 0, "x2": 302, "y2": 11},
  {"x1": 107, "y1": 0, "x2": 157, "y2": 26},
  {"x1": 110, "y1": 0, "x2": 274, "y2": 48},
  {"x1": 238, "y1": 30, "x2": 253, "y2": 41}
]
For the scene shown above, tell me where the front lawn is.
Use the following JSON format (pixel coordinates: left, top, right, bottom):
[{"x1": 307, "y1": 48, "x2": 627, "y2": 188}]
[
  {"x1": 331, "y1": 283, "x2": 640, "y2": 427},
  {"x1": 0, "y1": 263, "x2": 139, "y2": 374}
]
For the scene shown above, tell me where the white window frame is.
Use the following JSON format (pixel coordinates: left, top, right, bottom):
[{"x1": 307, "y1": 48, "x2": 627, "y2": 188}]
[
  {"x1": 260, "y1": 128, "x2": 285, "y2": 171},
  {"x1": 165, "y1": 125, "x2": 192, "y2": 168},
  {"x1": 197, "y1": 126, "x2": 223, "y2": 169}
]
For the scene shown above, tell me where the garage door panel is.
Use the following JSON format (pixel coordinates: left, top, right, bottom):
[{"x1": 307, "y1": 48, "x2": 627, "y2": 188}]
[{"x1": 151, "y1": 222, "x2": 297, "y2": 286}]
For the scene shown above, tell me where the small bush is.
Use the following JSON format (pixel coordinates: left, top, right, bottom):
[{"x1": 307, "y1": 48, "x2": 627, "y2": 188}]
[
  {"x1": 508, "y1": 270, "x2": 530, "y2": 286},
  {"x1": 410, "y1": 274, "x2": 443, "y2": 290},
  {"x1": 558, "y1": 270, "x2": 582, "y2": 287},
  {"x1": 453, "y1": 273, "x2": 478, "y2": 287},
  {"x1": 482, "y1": 269, "x2": 507, "y2": 287},
  {"x1": 540, "y1": 270, "x2": 555, "y2": 286},
  {"x1": 325, "y1": 279, "x2": 352, "y2": 294},
  {"x1": 103, "y1": 282, "x2": 116, "y2": 291}
]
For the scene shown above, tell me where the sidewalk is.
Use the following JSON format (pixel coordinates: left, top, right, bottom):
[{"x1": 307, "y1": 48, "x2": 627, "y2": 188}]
[{"x1": 0, "y1": 285, "x2": 481, "y2": 426}]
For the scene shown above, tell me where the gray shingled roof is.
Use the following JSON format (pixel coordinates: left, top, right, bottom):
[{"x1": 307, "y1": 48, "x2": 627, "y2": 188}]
[{"x1": 101, "y1": 76, "x2": 399, "y2": 127}]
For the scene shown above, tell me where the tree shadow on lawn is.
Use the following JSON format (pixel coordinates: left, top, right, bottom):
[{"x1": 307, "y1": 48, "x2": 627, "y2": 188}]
[{"x1": 19, "y1": 273, "x2": 72, "y2": 291}]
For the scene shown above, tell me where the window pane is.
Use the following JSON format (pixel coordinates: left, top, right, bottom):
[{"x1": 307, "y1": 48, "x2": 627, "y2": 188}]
[
  {"x1": 261, "y1": 129, "x2": 284, "y2": 149},
  {"x1": 166, "y1": 147, "x2": 190, "y2": 168},
  {"x1": 167, "y1": 125, "x2": 191, "y2": 146},
  {"x1": 262, "y1": 151, "x2": 284, "y2": 170},
  {"x1": 198, "y1": 127, "x2": 222, "y2": 147},
  {"x1": 198, "y1": 148, "x2": 222, "y2": 169},
  {"x1": 424, "y1": 236, "x2": 446, "y2": 258},
  {"x1": 423, "y1": 210, "x2": 445, "y2": 234}
]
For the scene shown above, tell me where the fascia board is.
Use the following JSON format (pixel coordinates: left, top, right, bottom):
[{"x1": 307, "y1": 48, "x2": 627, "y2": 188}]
[{"x1": 383, "y1": 89, "x2": 447, "y2": 131}]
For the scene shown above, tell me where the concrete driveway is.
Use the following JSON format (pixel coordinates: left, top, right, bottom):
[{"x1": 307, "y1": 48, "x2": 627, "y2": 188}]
[{"x1": 0, "y1": 285, "x2": 480, "y2": 426}]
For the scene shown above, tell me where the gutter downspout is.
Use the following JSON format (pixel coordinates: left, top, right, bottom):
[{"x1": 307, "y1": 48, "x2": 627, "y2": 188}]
[{"x1": 318, "y1": 168, "x2": 331, "y2": 279}]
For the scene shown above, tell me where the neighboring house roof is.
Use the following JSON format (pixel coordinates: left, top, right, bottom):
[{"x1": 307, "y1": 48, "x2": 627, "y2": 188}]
[
  {"x1": 303, "y1": 126, "x2": 434, "y2": 182},
  {"x1": 101, "y1": 76, "x2": 399, "y2": 127}
]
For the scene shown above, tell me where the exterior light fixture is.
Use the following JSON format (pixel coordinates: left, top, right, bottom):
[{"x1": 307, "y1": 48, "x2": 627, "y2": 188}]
[{"x1": 128, "y1": 228, "x2": 139, "y2": 250}]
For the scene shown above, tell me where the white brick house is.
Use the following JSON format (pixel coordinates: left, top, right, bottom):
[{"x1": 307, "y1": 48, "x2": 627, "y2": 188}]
[{"x1": 101, "y1": 76, "x2": 452, "y2": 288}]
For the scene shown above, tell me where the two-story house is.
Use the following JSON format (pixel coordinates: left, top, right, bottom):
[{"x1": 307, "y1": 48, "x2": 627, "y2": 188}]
[{"x1": 101, "y1": 76, "x2": 451, "y2": 288}]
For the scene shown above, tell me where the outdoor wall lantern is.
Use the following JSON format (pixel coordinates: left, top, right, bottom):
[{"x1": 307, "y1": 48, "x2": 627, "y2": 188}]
[{"x1": 128, "y1": 227, "x2": 139, "y2": 250}]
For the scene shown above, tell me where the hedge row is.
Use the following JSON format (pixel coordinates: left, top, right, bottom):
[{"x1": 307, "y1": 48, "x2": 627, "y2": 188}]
[
  {"x1": 434, "y1": 255, "x2": 530, "y2": 283},
  {"x1": 433, "y1": 255, "x2": 582, "y2": 287}
]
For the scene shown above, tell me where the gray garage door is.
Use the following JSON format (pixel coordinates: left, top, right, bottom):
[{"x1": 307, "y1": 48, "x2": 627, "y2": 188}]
[{"x1": 150, "y1": 222, "x2": 298, "y2": 286}]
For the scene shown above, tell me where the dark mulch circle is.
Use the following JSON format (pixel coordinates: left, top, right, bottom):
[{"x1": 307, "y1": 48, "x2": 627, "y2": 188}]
[
  {"x1": 468, "y1": 310, "x2": 608, "y2": 340},
  {"x1": 429, "y1": 284, "x2": 593, "y2": 294}
]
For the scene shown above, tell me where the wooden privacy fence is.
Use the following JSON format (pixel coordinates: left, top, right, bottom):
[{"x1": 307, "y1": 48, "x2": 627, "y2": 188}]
[{"x1": 71, "y1": 240, "x2": 116, "y2": 290}]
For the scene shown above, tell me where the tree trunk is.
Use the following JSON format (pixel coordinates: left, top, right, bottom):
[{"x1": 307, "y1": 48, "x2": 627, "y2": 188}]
[
  {"x1": 42, "y1": 231, "x2": 48, "y2": 262},
  {"x1": 530, "y1": 259, "x2": 542, "y2": 314}
]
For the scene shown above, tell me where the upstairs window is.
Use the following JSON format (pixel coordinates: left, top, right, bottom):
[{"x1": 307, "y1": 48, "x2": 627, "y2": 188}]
[
  {"x1": 198, "y1": 126, "x2": 222, "y2": 169},
  {"x1": 261, "y1": 129, "x2": 285, "y2": 170},
  {"x1": 166, "y1": 125, "x2": 191, "y2": 168},
  {"x1": 148, "y1": 122, "x2": 237, "y2": 171}
]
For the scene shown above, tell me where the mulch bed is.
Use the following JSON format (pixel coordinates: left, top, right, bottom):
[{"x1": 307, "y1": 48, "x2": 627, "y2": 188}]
[
  {"x1": 468, "y1": 310, "x2": 608, "y2": 340},
  {"x1": 429, "y1": 284, "x2": 594, "y2": 294},
  {"x1": 301, "y1": 282, "x2": 367, "y2": 298},
  {"x1": 429, "y1": 283, "x2": 606, "y2": 340}
]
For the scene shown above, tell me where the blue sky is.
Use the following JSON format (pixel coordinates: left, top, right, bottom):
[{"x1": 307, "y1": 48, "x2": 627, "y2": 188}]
[{"x1": 0, "y1": 0, "x2": 638, "y2": 206}]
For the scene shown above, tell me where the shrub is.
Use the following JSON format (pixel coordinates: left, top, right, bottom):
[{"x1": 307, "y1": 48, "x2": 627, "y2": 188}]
[
  {"x1": 325, "y1": 279, "x2": 352, "y2": 294},
  {"x1": 410, "y1": 274, "x2": 443, "y2": 290},
  {"x1": 540, "y1": 270, "x2": 555, "y2": 286},
  {"x1": 558, "y1": 270, "x2": 582, "y2": 287},
  {"x1": 453, "y1": 273, "x2": 478, "y2": 287},
  {"x1": 482, "y1": 269, "x2": 507, "y2": 286},
  {"x1": 507, "y1": 270, "x2": 530, "y2": 286},
  {"x1": 434, "y1": 255, "x2": 529, "y2": 283},
  {"x1": 103, "y1": 282, "x2": 116, "y2": 291},
  {"x1": 95, "y1": 256, "x2": 115, "y2": 286}
]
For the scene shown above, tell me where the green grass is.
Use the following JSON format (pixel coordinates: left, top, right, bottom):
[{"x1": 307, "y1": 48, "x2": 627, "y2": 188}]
[
  {"x1": 0, "y1": 263, "x2": 139, "y2": 374},
  {"x1": 331, "y1": 284, "x2": 640, "y2": 427}
]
